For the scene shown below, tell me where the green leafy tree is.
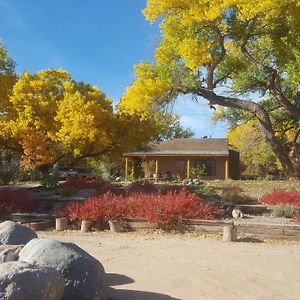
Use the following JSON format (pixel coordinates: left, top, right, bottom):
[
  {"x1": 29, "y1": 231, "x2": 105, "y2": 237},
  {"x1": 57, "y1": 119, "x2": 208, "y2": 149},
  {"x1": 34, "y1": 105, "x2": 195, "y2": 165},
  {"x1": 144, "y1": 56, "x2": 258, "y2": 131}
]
[
  {"x1": 191, "y1": 165, "x2": 206, "y2": 179},
  {"x1": 226, "y1": 120, "x2": 280, "y2": 177},
  {"x1": 152, "y1": 112, "x2": 194, "y2": 141},
  {"x1": 141, "y1": 160, "x2": 156, "y2": 177}
]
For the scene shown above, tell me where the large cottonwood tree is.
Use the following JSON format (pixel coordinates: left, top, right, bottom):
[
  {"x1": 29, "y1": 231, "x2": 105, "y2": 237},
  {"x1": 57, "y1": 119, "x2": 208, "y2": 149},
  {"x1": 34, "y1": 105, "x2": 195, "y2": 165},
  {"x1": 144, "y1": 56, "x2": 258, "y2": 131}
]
[
  {"x1": 0, "y1": 44, "x2": 18, "y2": 152},
  {"x1": 0, "y1": 69, "x2": 158, "y2": 171},
  {"x1": 120, "y1": 0, "x2": 300, "y2": 178}
]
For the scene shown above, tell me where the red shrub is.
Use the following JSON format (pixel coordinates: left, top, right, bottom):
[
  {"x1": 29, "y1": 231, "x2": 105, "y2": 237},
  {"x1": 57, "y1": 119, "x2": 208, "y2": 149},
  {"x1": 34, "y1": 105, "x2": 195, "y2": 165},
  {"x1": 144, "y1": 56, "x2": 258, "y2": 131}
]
[
  {"x1": 62, "y1": 187, "x2": 220, "y2": 229},
  {"x1": 62, "y1": 201, "x2": 83, "y2": 220},
  {"x1": 59, "y1": 177, "x2": 106, "y2": 190},
  {"x1": 142, "y1": 189, "x2": 220, "y2": 228},
  {"x1": 0, "y1": 189, "x2": 43, "y2": 214},
  {"x1": 260, "y1": 189, "x2": 300, "y2": 206},
  {"x1": 62, "y1": 192, "x2": 128, "y2": 221}
]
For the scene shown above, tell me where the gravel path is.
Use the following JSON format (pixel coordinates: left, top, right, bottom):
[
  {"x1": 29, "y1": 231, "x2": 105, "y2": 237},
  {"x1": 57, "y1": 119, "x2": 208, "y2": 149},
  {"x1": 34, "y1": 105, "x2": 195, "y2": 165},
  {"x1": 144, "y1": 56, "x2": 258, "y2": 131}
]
[{"x1": 236, "y1": 215, "x2": 296, "y2": 225}]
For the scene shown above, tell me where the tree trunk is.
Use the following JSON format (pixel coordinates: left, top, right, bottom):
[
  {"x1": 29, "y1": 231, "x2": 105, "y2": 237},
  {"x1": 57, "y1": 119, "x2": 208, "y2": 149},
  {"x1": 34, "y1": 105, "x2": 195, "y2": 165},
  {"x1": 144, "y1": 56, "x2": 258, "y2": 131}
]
[
  {"x1": 289, "y1": 129, "x2": 300, "y2": 178},
  {"x1": 194, "y1": 88, "x2": 299, "y2": 178}
]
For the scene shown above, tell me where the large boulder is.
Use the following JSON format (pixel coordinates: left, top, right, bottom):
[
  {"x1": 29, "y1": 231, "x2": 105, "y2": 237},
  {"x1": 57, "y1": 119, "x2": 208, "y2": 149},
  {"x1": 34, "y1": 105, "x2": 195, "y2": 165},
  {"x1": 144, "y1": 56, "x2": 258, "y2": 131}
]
[
  {"x1": 0, "y1": 245, "x2": 24, "y2": 263},
  {"x1": 19, "y1": 238, "x2": 107, "y2": 300},
  {"x1": 0, "y1": 261, "x2": 65, "y2": 300},
  {"x1": 0, "y1": 221, "x2": 37, "y2": 245}
]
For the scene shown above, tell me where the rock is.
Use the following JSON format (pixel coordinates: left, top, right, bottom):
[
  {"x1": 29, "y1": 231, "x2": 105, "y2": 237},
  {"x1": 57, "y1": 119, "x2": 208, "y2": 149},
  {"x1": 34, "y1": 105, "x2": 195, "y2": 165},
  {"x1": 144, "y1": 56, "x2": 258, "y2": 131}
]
[
  {"x1": 183, "y1": 179, "x2": 191, "y2": 185},
  {"x1": 115, "y1": 176, "x2": 123, "y2": 182},
  {"x1": 0, "y1": 221, "x2": 37, "y2": 245},
  {"x1": 0, "y1": 261, "x2": 65, "y2": 300},
  {"x1": 232, "y1": 208, "x2": 244, "y2": 219},
  {"x1": 192, "y1": 179, "x2": 201, "y2": 185},
  {"x1": 0, "y1": 245, "x2": 24, "y2": 263},
  {"x1": 19, "y1": 238, "x2": 107, "y2": 300},
  {"x1": 0, "y1": 249, "x2": 17, "y2": 263}
]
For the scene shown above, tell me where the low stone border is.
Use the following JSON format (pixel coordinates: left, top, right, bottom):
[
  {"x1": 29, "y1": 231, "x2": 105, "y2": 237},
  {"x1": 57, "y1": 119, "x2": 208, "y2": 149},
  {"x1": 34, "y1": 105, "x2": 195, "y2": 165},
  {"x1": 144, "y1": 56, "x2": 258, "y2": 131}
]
[
  {"x1": 0, "y1": 213, "x2": 55, "y2": 222},
  {"x1": 187, "y1": 219, "x2": 233, "y2": 233},
  {"x1": 233, "y1": 204, "x2": 271, "y2": 215},
  {"x1": 234, "y1": 221, "x2": 300, "y2": 241},
  {"x1": 0, "y1": 214, "x2": 56, "y2": 231},
  {"x1": 2, "y1": 214, "x2": 300, "y2": 241},
  {"x1": 127, "y1": 219, "x2": 300, "y2": 241},
  {"x1": 23, "y1": 220, "x2": 55, "y2": 231},
  {"x1": 127, "y1": 219, "x2": 159, "y2": 230}
]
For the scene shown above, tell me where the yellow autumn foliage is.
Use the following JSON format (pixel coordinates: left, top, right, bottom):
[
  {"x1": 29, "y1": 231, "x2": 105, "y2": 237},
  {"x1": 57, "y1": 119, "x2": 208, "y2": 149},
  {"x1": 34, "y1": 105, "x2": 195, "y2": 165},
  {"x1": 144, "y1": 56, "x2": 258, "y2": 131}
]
[
  {"x1": 0, "y1": 69, "x2": 156, "y2": 170},
  {"x1": 144, "y1": 0, "x2": 300, "y2": 72},
  {"x1": 120, "y1": 0, "x2": 299, "y2": 119},
  {"x1": 227, "y1": 120, "x2": 282, "y2": 176},
  {"x1": 144, "y1": 0, "x2": 300, "y2": 24},
  {"x1": 118, "y1": 63, "x2": 173, "y2": 117}
]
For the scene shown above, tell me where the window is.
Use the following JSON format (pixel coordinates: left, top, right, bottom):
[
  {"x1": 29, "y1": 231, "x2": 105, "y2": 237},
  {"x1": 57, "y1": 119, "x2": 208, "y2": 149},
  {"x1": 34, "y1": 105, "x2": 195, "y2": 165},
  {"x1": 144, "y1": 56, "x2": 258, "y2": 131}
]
[
  {"x1": 176, "y1": 160, "x2": 185, "y2": 170},
  {"x1": 194, "y1": 160, "x2": 216, "y2": 176}
]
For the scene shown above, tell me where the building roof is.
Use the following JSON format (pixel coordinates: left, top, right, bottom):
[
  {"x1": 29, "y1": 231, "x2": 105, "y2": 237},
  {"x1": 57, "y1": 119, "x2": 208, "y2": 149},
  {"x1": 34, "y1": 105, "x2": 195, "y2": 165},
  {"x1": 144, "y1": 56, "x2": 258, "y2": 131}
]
[{"x1": 124, "y1": 138, "x2": 229, "y2": 157}]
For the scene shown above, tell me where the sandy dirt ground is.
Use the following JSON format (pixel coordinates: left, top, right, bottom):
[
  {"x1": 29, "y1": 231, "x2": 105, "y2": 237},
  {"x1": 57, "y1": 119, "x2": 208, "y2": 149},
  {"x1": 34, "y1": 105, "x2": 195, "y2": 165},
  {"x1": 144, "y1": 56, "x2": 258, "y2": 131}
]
[{"x1": 39, "y1": 231, "x2": 300, "y2": 300}]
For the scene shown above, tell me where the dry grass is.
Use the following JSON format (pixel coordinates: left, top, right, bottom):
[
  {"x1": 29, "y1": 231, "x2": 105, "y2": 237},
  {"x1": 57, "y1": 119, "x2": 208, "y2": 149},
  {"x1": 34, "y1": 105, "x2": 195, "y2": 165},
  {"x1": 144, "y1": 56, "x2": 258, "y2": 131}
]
[{"x1": 201, "y1": 180, "x2": 300, "y2": 199}]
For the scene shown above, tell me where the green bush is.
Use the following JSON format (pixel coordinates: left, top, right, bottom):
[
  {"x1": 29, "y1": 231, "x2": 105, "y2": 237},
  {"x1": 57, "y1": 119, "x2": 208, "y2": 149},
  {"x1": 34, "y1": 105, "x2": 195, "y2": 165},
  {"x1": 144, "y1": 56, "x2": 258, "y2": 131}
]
[
  {"x1": 15, "y1": 169, "x2": 42, "y2": 183},
  {"x1": 193, "y1": 184, "x2": 217, "y2": 198},
  {"x1": 191, "y1": 165, "x2": 206, "y2": 179},
  {"x1": 271, "y1": 205, "x2": 300, "y2": 218},
  {"x1": 0, "y1": 151, "x2": 20, "y2": 185},
  {"x1": 41, "y1": 172, "x2": 59, "y2": 188}
]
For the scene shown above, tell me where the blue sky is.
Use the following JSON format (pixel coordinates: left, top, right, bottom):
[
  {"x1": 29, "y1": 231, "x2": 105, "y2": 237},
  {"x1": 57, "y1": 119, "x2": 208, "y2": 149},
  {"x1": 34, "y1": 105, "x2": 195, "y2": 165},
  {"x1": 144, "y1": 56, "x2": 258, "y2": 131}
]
[{"x1": 0, "y1": 0, "x2": 228, "y2": 138}]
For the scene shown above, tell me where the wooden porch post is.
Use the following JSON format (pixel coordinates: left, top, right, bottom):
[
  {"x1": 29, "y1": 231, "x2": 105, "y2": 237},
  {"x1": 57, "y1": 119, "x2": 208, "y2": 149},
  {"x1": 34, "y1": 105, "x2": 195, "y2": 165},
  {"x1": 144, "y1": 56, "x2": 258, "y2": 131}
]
[
  {"x1": 155, "y1": 159, "x2": 159, "y2": 183},
  {"x1": 187, "y1": 159, "x2": 190, "y2": 178},
  {"x1": 225, "y1": 158, "x2": 229, "y2": 179},
  {"x1": 125, "y1": 157, "x2": 129, "y2": 181}
]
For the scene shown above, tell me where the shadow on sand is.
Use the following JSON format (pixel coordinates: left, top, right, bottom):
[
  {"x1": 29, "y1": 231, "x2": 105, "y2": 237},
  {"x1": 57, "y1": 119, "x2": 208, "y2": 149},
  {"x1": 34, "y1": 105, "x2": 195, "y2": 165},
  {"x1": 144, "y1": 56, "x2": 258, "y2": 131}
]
[
  {"x1": 237, "y1": 237, "x2": 264, "y2": 243},
  {"x1": 105, "y1": 273, "x2": 135, "y2": 286},
  {"x1": 105, "y1": 273, "x2": 181, "y2": 300}
]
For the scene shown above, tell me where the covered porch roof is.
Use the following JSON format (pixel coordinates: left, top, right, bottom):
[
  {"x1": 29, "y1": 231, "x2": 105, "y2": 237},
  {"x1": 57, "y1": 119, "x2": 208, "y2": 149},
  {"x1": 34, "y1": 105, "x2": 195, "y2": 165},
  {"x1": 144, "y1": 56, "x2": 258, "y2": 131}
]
[{"x1": 124, "y1": 138, "x2": 230, "y2": 157}]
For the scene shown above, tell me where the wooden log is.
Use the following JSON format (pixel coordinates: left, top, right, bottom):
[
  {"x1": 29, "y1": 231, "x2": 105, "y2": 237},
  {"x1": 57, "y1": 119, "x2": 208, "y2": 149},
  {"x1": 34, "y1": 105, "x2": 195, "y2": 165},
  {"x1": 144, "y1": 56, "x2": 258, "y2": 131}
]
[
  {"x1": 56, "y1": 217, "x2": 68, "y2": 231},
  {"x1": 190, "y1": 225, "x2": 224, "y2": 233},
  {"x1": 108, "y1": 220, "x2": 123, "y2": 233},
  {"x1": 128, "y1": 221, "x2": 157, "y2": 230},
  {"x1": 223, "y1": 224, "x2": 237, "y2": 242},
  {"x1": 24, "y1": 220, "x2": 55, "y2": 231},
  {"x1": 80, "y1": 220, "x2": 92, "y2": 233}
]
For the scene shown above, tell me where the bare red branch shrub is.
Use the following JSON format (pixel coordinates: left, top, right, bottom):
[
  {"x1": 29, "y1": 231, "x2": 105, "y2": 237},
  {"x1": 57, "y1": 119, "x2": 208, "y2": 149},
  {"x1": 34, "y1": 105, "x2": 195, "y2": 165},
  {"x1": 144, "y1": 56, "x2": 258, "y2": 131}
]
[
  {"x1": 260, "y1": 189, "x2": 300, "y2": 206},
  {"x1": 63, "y1": 188, "x2": 220, "y2": 228},
  {"x1": 0, "y1": 189, "x2": 44, "y2": 214}
]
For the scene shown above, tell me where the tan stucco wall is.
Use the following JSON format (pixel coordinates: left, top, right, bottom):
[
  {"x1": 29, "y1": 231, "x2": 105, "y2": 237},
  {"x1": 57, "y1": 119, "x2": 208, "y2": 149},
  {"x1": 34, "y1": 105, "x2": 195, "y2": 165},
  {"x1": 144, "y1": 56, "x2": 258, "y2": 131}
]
[{"x1": 142, "y1": 156, "x2": 227, "y2": 180}]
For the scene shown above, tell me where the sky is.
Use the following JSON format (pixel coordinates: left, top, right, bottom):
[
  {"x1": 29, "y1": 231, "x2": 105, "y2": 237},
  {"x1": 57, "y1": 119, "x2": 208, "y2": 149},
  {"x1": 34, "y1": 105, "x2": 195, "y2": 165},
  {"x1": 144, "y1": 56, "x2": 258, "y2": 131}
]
[{"x1": 0, "y1": 0, "x2": 228, "y2": 138}]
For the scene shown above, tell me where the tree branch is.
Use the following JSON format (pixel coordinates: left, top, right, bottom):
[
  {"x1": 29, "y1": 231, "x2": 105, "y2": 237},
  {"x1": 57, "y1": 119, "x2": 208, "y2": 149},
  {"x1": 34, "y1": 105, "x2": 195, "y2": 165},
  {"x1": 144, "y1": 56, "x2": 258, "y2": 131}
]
[
  {"x1": 266, "y1": 71, "x2": 300, "y2": 120},
  {"x1": 177, "y1": 85, "x2": 295, "y2": 174},
  {"x1": 238, "y1": 20, "x2": 300, "y2": 120}
]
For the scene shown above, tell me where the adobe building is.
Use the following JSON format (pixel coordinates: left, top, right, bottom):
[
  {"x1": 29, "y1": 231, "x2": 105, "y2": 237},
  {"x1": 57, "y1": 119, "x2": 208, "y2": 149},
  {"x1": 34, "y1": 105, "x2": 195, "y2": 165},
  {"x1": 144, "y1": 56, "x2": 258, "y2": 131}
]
[{"x1": 124, "y1": 138, "x2": 239, "y2": 181}]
